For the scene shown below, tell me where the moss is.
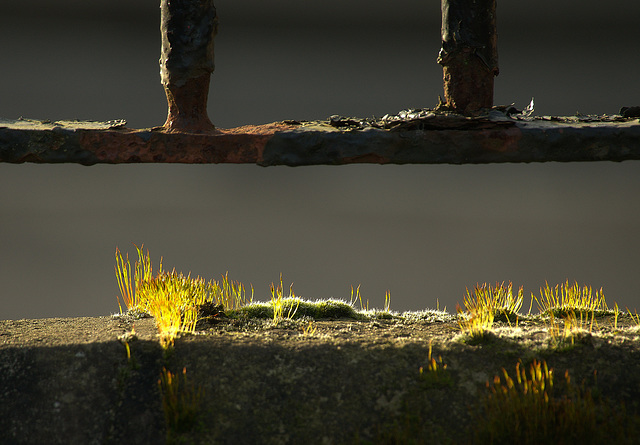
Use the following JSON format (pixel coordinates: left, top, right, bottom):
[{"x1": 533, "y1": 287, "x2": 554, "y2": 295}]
[
  {"x1": 228, "y1": 299, "x2": 360, "y2": 321},
  {"x1": 313, "y1": 299, "x2": 359, "y2": 319},
  {"x1": 493, "y1": 309, "x2": 520, "y2": 324},
  {"x1": 470, "y1": 360, "x2": 640, "y2": 444},
  {"x1": 231, "y1": 302, "x2": 273, "y2": 319}
]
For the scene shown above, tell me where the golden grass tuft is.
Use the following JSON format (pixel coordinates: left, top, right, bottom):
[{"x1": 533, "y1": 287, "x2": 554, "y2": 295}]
[
  {"x1": 457, "y1": 282, "x2": 522, "y2": 340},
  {"x1": 534, "y1": 280, "x2": 608, "y2": 317},
  {"x1": 115, "y1": 247, "x2": 135, "y2": 312},
  {"x1": 215, "y1": 272, "x2": 253, "y2": 310},
  {"x1": 115, "y1": 245, "x2": 252, "y2": 347},
  {"x1": 543, "y1": 308, "x2": 596, "y2": 348},
  {"x1": 137, "y1": 270, "x2": 209, "y2": 347},
  {"x1": 384, "y1": 290, "x2": 392, "y2": 313},
  {"x1": 457, "y1": 304, "x2": 495, "y2": 340},
  {"x1": 463, "y1": 281, "x2": 523, "y2": 322},
  {"x1": 628, "y1": 307, "x2": 640, "y2": 327},
  {"x1": 270, "y1": 274, "x2": 300, "y2": 323},
  {"x1": 350, "y1": 284, "x2": 369, "y2": 311}
]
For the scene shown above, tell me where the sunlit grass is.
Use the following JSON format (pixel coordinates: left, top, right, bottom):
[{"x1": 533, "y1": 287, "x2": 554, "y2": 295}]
[
  {"x1": 115, "y1": 245, "x2": 254, "y2": 346},
  {"x1": 116, "y1": 248, "x2": 634, "y2": 350},
  {"x1": 545, "y1": 310, "x2": 595, "y2": 347},
  {"x1": 115, "y1": 247, "x2": 136, "y2": 312},
  {"x1": 628, "y1": 307, "x2": 640, "y2": 327},
  {"x1": 350, "y1": 284, "x2": 367, "y2": 311},
  {"x1": 116, "y1": 246, "x2": 201, "y2": 346},
  {"x1": 270, "y1": 274, "x2": 300, "y2": 324},
  {"x1": 115, "y1": 244, "x2": 158, "y2": 314},
  {"x1": 463, "y1": 281, "x2": 523, "y2": 323},
  {"x1": 534, "y1": 280, "x2": 608, "y2": 317},
  {"x1": 562, "y1": 310, "x2": 593, "y2": 340},
  {"x1": 456, "y1": 282, "x2": 522, "y2": 340},
  {"x1": 214, "y1": 272, "x2": 253, "y2": 311},
  {"x1": 384, "y1": 290, "x2": 391, "y2": 313},
  {"x1": 457, "y1": 303, "x2": 495, "y2": 340},
  {"x1": 137, "y1": 270, "x2": 209, "y2": 347}
]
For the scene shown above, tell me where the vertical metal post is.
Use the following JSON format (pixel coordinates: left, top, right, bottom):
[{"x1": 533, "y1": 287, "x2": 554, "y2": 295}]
[
  {"x1": 160, "y1": 0, "x2": 218, "y2": 133},
  {"x1": 437, "y1": 0, "x2": 499, "y2": 114}
]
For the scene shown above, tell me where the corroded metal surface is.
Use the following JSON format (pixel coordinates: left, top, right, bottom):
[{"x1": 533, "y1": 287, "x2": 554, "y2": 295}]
[
  {"x1": 160, "y1": 0, "x2": 218, "y2": 133},
  {"x1": 1, "y1": 116, "x2": 639, "y2": 166},
  {"x1": 438, "y1": 0, "x2": 498, "y2": 113}
]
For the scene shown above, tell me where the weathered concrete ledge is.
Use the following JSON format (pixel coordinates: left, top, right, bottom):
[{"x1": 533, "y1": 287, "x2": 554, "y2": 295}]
[
  {"x1": 2, "y1": 315, "x2": 640, "y2": 444},
  {"x1": 1, "y1": 115, "x2": 639, "y2": 166}
]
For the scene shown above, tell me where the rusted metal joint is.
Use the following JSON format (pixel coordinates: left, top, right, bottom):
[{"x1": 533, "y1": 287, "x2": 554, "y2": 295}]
[
  {"x1": 160, "y1": 0, "x2": 218, "y2": 133},
  {"x1": 437, "y1": 0, "x2": 498, "y2": 114}
]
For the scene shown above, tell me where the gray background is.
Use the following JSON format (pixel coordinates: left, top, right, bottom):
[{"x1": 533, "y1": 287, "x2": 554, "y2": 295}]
[{"x1": 1, "y1": 1, "x2": 639, "y2": 319}]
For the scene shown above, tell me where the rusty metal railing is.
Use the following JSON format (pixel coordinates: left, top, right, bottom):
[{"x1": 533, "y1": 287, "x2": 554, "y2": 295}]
[{"x1": 0, "y1": 0, "x2": 638, "y2": 166}]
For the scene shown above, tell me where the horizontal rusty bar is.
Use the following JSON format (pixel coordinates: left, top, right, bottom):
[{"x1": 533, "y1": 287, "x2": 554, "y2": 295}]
[{"x1": 1, "y1": 115, "x2": 639, "y2": 166}]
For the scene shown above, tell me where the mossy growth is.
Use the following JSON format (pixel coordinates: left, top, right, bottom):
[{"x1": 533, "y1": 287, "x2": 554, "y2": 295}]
[
  {"x1": 310, "y1": 299, "x2": 360, "y2": 319},
  {"x1": 114, "y1": 246, "x2": 638, "y2": 348},
  {"x1": 115, "y1": 245, "x2": 252, "y2": 345},
  {"x1": 456, "y1": 305, "x2": 495, "y2": 344},
  {"x1": 533, "y1": 280, "x2": 611, "y2": 318},
  {"x1": 229, "y1": 298, "x2": 360, "y2": 321},
  {"x1": 455, "y1": 282, "x2": 524, "y2": 343},
  {"x1": 464, "y1": 282, "x2": 523, "y2": 319}
]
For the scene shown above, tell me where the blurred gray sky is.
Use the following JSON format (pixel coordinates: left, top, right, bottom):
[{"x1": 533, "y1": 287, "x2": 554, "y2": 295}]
[
  {"x1": 5, "y1": 0, "x2": 640, "y2": 26},
  {"x1": 1, "y1": 1, "x2": 639, "y2": 319}
]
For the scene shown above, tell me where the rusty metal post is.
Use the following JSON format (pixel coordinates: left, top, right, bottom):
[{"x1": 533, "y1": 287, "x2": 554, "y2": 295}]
[
  {"x1": 160, "y1": 0, "x2": 218, "y2": 133},
  {"x1": 437, "y1": 0, "x2": 499, "y2": 114}
]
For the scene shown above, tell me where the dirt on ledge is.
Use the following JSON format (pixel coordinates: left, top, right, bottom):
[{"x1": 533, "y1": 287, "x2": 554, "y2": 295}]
[{"x1": 1, "y1": 313, "x2": 640, "y2": 444}]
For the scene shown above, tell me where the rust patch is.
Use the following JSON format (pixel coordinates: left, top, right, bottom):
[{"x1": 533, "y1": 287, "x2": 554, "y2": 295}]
[
  {"x1": 160, "y1": 0, "x2": 218, "y2": 133},
  {"x1": 76, "y1": 123, "x2": 300, "y2": 164},
  {"x1": 341, "y1": 153, "x2": 393, "y2": 164},
  {"x1": 220, "y1": 122, "x2": 300, "y2": 135},
  {"x1": 479, "y1": 126, "x2": 523, "y2": 154},
  {"x1": 438, "y1": 0, "x2": 498, "y2": 113},
  {"x1": 441, "y1": 58, "x2": 495, "y2": 113},
  {"x1": 162, "y1": 75, "x2": 216, "y2": 133}
]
